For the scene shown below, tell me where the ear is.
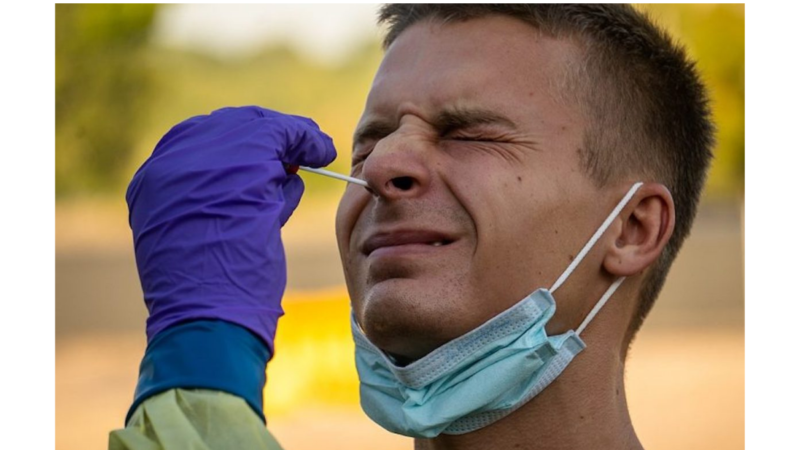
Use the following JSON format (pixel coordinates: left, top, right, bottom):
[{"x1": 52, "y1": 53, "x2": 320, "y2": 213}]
[{"x1": 603, "y1": 183, "x2": 675, "y2": 277}]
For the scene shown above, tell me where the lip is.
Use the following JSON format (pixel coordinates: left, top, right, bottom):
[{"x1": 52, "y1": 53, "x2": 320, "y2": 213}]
[{"x1": 361, "y1": 229, "x2": 458, "y2": 257}]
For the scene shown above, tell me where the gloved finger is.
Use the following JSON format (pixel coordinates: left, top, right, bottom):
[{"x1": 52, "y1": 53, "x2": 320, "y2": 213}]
[
  {"x1": 196, "y1": 107, "x2": 336, "y2": 169},
  {"x1": 150, "y1": 114, "x2": 209, "y2": 156},
  {"x1": 279, "y1": 174, "x2": 305, "y2": 226},
  {"x1": 288, "y1": 114, "x2": 323, "y2": 130},
  {"x1": 274, "y1": 117, "x2": 338, "y2": 169}
]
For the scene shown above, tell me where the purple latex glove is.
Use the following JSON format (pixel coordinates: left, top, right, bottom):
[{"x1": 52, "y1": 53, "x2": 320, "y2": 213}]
[{"x1": 125, "y1": 106, "x2": 337, "y2": 354}]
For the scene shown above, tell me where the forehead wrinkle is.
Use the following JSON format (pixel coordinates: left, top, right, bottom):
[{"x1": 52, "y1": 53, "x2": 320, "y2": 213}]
[{"x1": 369, "y1": 48, "x2": 495, "y2": 121}]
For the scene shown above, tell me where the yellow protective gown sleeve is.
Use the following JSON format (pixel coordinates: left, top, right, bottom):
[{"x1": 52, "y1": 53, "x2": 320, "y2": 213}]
[{"x1": 108, "y1": 388, "x2": 284, "y2": 450}]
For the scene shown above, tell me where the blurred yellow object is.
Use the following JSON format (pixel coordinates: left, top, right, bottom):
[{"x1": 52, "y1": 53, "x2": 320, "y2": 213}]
[
  {"x1": 265, "y1": 288, "x2": 361, "y2": 415},
  {"x1": 109, "y1": 389, "x2": 284, "y2": 450}
]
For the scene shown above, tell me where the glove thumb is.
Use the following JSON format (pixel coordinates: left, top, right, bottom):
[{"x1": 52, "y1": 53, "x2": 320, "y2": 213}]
[{"x1": 279, "y1": 174, "x2": 305, "y2": 226}]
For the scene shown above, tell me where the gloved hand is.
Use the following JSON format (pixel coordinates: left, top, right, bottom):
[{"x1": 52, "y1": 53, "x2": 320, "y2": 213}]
[{"x1": 126, "y1": 106, "x2": 337, "y2": 354}]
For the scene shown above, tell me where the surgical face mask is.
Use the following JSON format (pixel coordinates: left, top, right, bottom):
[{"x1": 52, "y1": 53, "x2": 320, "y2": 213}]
[{"x1": 351, "y1": 182, "x2": 644, "y2": 438}]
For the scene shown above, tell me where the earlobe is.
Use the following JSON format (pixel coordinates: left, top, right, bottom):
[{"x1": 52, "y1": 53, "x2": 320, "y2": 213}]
[{"x1": 603, "y1": 183, "x2": 675, "y2": 277}]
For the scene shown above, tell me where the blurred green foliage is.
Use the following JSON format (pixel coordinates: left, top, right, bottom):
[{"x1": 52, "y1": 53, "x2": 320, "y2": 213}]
[
  {"x1": 56, "y1": 4, "x2": 744, "y2": 201},
  {"x1": 56, "y1": 4, "x2": 158, "y2": 198}
]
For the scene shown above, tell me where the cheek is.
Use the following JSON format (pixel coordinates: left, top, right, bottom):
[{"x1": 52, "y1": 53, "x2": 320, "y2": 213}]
[
  {"x1": 335, "y1": 188, "x2": 367, "y2": 253},
  {"x1": 335, "y1": 187, "x2": 371, "y2": 310},
  {"x1": 449, "y1": 171, "x2": 561, "y2": 308}
]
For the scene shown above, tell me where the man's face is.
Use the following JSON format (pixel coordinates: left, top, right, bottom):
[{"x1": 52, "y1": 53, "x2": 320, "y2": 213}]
[{"x1": 336, "y1": 16, "x2": 613, "y2": 360}]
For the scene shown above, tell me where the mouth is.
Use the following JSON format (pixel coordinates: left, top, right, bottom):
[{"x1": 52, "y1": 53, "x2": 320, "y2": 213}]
[{"x1": 361, "y1": 230, "x2": 458, "y2": 257}]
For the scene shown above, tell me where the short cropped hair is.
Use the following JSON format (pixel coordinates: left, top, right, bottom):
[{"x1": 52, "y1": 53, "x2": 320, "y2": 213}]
[{"x1": 377, "y1": 4, "x2": 715, "y2": 340}]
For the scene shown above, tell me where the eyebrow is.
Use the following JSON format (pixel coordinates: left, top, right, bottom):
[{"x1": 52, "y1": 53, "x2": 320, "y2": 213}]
[
  {"x1": 434, "y1": 107, "x2": 517, "y2": 134},
  {"x1": 352, "y1": 120, "x2": 396, "y2": 151},
  {"x1": 352, "y1": 106, "x2": 517, "y2": 151}
]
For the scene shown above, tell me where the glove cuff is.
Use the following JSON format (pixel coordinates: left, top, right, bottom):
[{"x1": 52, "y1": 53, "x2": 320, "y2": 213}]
[{"x1": 126, "y1": 320, "x2": 270, "y2": 425}]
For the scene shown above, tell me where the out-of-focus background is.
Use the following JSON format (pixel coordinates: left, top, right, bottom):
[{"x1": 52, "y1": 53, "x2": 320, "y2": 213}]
[{"x1": 55, "y1": 4, "x2": 744, "y2": 450}]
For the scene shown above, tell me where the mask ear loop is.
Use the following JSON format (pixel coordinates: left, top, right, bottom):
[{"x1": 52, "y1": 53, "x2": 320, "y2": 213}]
[
  {"x1": 549, "y1": 182, "x2": 643, "y2": 295},
  {"x1": 548, "y1": 182, "x2": 644, "y2": 335},
  {"x1": 575, "y1": 276, "x2": 625, "y2": 336}
]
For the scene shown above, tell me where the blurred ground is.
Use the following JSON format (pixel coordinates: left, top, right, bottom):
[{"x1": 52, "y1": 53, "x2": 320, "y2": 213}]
[
  {"x1": 57, "y1": 328, "x2": 742, "y2": 450},
  {"x1": 56, "y1": 198, "x2": 743, "y2": 450}
]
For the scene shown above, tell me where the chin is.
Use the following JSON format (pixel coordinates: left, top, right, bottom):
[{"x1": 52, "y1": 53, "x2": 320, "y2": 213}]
[{"x1": 356, "y1": 278, "x2": 468, "y2": 360}]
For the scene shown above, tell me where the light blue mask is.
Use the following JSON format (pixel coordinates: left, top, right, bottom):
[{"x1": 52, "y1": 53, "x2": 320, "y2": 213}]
[{"x1": 351, "y1": 182, "x2": 644, "y2": 438}]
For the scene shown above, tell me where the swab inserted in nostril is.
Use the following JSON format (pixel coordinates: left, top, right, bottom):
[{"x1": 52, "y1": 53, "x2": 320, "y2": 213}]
[{"x1": 285, "y1": 164, "x2": 369, "y2": 187}]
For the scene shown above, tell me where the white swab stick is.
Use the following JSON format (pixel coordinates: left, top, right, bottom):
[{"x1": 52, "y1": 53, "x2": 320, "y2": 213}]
[{"x1": 298, "y1": 166, "x2": 369, "y2": 187}]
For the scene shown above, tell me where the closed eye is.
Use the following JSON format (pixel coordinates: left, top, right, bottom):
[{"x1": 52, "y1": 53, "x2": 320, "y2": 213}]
[
  {"x1": 444, "y1": 130, "x2": 507, "y2": 143},
  {"x1": 447, "y1": 134, "x2": 497, "y2": 142},
  {"x1": 351, "y1": 147, "x2": 373, "y2": 169}
]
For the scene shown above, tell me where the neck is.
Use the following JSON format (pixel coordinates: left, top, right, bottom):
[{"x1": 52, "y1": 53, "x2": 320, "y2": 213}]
[{"x1": 413, "y1": 335, "x2": 643, "y2": 450}]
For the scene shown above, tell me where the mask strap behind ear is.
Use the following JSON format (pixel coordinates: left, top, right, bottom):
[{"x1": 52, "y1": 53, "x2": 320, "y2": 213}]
[
  {"x1": 575, "y1": 276, "x2": 625, "y2": 336},
  {"x1": 549, "y1": 182, "x2": 643, "y2": 294}
]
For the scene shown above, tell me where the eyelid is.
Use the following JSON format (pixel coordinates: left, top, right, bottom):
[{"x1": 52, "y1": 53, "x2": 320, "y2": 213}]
[
  {"x1": 442, "y1": 121, "x2": 505, "y2": 137},
  {"x1": 443, "y1": 129, "x2": 502, "y2": 142},
  {"x1": 448, "y1": 131, "x2": 490, "y2": 140},
  {"x1": 352, "y1": 122, "x2": 509, "y2": 165}
]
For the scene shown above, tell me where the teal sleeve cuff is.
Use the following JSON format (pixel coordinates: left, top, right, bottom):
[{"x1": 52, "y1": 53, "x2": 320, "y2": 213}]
[{"x1": 126, "y1": 320, "x2": 270, "y2": 425}]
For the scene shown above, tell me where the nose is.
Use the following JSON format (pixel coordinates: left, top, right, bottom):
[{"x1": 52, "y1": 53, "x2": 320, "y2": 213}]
[{"x1": 361, "y1": 132, "x2": 432, "y2": 200}]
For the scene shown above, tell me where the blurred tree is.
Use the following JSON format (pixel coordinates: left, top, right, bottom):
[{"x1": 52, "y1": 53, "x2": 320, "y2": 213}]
[
  {"x1": 639, "y1": 4, "x2": 745, "y2": 198},
  {"x1": 56, "y1": 4, "x2": 158, "y2": 198}
]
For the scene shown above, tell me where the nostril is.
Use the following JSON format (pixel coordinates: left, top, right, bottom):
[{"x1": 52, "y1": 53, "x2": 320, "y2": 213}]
[{"x1": 390, "y1": 176, "x2": 414, "y2": 191}]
